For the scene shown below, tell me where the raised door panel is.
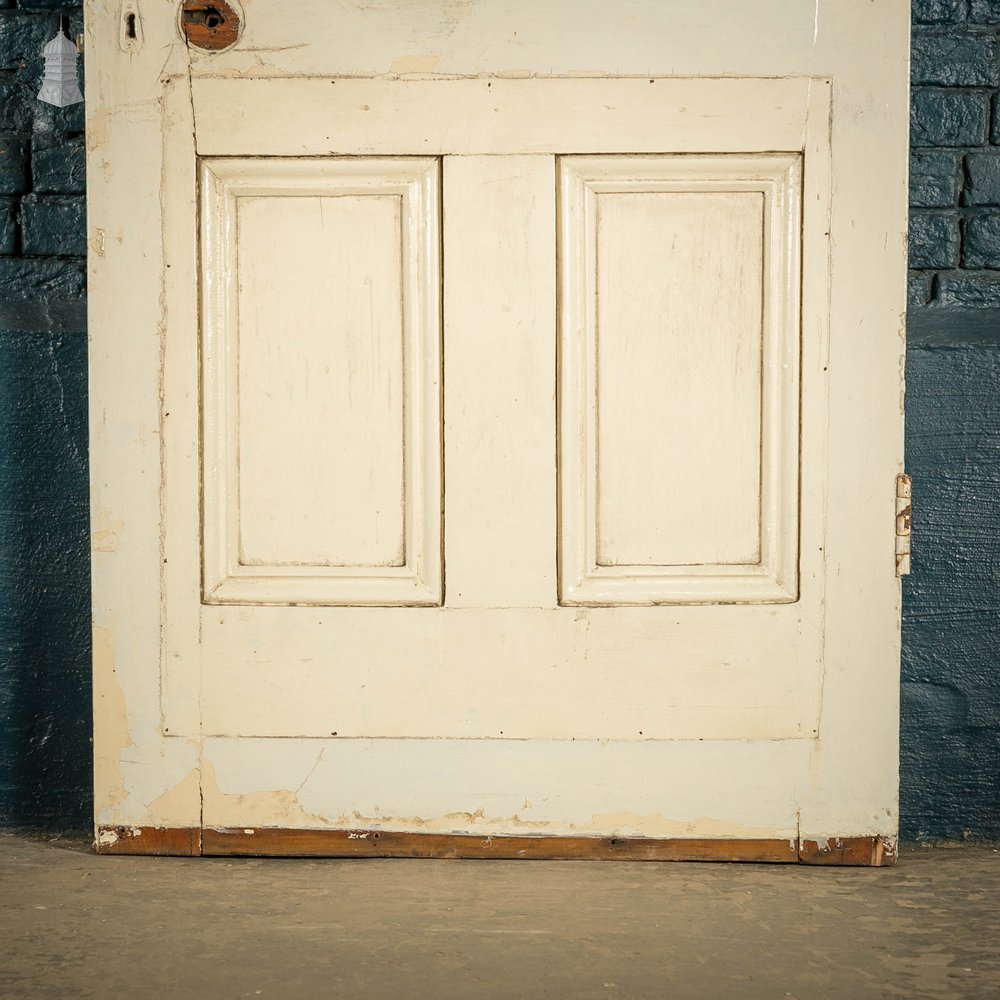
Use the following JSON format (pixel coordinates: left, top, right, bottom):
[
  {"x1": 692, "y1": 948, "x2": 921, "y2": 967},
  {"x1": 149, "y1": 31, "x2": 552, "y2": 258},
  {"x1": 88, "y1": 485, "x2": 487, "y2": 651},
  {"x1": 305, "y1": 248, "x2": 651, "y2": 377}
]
[
  {"x1": 559, "y1": 155, "x2": 801, "y2": 605},
  {"x1": 199, "y1": 158, "x2": 442, "y2": 606}
]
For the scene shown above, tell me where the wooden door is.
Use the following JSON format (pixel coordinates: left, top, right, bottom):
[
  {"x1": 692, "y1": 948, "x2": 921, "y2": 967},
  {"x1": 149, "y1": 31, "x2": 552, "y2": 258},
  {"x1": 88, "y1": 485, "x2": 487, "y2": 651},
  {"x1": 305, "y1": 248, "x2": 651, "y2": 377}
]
[{"x1": 87, "y1": 1, "x2": 909, "y2": 864}]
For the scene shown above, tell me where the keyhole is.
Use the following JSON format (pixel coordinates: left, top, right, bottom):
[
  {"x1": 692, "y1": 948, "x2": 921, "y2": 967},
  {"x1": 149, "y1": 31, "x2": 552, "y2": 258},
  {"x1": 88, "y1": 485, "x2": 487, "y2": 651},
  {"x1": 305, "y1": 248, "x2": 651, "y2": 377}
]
[{"x1": 125, "y1": 12, "x2": 136, "y2": 39}]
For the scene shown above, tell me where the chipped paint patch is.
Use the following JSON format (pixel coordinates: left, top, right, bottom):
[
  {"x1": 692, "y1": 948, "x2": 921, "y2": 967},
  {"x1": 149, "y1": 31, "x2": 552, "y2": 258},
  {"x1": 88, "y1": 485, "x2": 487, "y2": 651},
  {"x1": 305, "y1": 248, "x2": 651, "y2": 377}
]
[
  {"x1": 311, "y1": 808, "x2": 794, "y2": 841},
  {"x1": 96, "y1": 825, "x2": 142, "y2": 848},
  {"x1": 145, "y1": 767, "x2": 201, "y2": 827},
  {"x1": 91, "y1": 510, "x2": 124, "y2": 553},
  {"x1": 587, "y1": 812, "x2": 795, "y2": 840},
  {"x1": 96, "y1": 827, "x2": 119, "y2": 847},
  {"x1": 200, "y1": 759, "x2": 332, "y2": 829}
]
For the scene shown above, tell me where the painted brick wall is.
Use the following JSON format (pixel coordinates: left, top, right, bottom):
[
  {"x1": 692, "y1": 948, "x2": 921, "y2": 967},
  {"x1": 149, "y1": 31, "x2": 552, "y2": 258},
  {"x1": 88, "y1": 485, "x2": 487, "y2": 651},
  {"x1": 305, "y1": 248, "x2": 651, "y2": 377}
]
[
  {"x1": 905, "y1": 0, "x2": 1000, "y2": 841},
  {"x1": 0, "y1": 4, "x2": 998, "y2": 840},
  {"x1": 0, "y1": 1, "x2": 90, "y2": 834},
  {"x1": 0, "y1": 4, "x2": 86, "y2": 296},
  {"x1": 910, "y1": 0, "x2": 1000, "y2": 306}
]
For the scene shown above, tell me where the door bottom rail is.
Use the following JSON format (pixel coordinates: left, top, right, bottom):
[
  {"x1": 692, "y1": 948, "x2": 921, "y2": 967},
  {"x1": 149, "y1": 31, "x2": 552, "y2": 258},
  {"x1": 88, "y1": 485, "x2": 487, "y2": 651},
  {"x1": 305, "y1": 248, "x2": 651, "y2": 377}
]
[{"x1": 94, "y1": 826, "x2": 896, "y2": 866}]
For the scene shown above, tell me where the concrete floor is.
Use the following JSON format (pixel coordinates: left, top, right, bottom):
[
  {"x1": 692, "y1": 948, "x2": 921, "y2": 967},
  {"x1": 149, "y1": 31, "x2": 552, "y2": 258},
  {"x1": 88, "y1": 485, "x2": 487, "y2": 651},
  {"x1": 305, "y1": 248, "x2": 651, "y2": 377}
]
[{"x1": 1, "y1": 836, "x2": 998, "y2": 1000}]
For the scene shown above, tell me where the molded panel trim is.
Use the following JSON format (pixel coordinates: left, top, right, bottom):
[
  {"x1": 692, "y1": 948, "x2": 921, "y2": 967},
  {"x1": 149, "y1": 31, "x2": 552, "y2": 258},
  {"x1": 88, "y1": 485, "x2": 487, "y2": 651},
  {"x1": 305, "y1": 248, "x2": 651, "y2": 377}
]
[{"x1": 199, "y1": 157, "x2": 443, "y2": 606}]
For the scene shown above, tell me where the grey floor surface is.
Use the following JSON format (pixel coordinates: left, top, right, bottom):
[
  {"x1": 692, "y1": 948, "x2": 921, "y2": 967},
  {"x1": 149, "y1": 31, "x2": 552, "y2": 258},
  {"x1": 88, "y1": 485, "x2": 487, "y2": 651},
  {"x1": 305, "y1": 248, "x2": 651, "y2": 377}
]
[{"x1": 1, "y1": 835, "x2": 998, "y2": 1000}]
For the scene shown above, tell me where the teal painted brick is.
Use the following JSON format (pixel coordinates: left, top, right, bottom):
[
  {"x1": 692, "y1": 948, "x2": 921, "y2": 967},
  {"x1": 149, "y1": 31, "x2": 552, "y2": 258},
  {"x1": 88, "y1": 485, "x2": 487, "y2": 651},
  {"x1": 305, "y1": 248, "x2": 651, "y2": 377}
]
[
  {"x1": 965, "y1": 153, "x2": 1000, "y2": 204},
  {"x1": 0, "y1": 132, "x2": 28, "y2": 194},
  {"x1": 911, "y1": 151, "x2": 961, "y2": 206},
  {"x1": 32, "y1": 136, "x2": 85, "y2": 194},
  {"x1": 908, "y1": 272, "x2": 935, "y2": 307},
  {"x1": 963, "y1": 213, "x2": 1000, "y2": 267},
  {"x1": 0, "y1": 6, "x2": 84, "y2": 133},
  {"x1": 911, "y1": 89, "x2": 990, "y2": 146},
  {"x1": 0, "y1": 11, "x2": 51, "y2": 70},
  {"x1": 902, "y1": 346, "x2": 1000, "y2": 840},
  {"x1": 909, "y1": 212, "x2": 960, "y2": 268},
  {"x1": 0, "y1": 327, "x2": 92, "y2": 834},
  {"x1": 20, "y1": 194, "x2": 85, "y2": 256},
  {"x1": 0, "y1": 258, "x2": 84, "y2": 299},
  {"x1": 16, "y1": 0, "x2": 82, "y2": 7},
  {"x1": 990, "y1": 94, "x2": 1000, "y2": 144},
  {"x1": 0, "y1": 197, "x2": 16, "y2": 254},
  {"x1": 938, "y1": 272, "x2": 1000, "y2": 306},
  {"x1": 969, "y1": 0, "x2": 1000, "y2": 22},
  {"x1": 0, "y1": 75, "x2": 35, "y2": 133},
  {"x1": 913, "y1": 0, "x2": 965, "y2": 22},
  {"x1": 911, "y1": 33, "x2": 999, "y2": 87}
]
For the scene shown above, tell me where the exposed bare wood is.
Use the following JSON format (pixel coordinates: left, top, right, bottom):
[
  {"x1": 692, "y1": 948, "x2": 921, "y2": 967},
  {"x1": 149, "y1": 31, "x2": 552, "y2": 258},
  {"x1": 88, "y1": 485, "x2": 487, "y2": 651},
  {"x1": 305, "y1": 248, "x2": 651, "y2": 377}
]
[
  {"x1": 93, "y1": 828, "x2": 895, "y2": 866},
  {"x1": 799, "y1": 837, "x2": 897, "y2": 868},
  {"x1": 180, "y1": 0, "x2": 241, "y2": 52},
  {"x1": 202, "y1": 829, "x2": 801, "y2": 862},
  {"x1": 94, "y1": 826, "x2": 201, "y2": 857}
]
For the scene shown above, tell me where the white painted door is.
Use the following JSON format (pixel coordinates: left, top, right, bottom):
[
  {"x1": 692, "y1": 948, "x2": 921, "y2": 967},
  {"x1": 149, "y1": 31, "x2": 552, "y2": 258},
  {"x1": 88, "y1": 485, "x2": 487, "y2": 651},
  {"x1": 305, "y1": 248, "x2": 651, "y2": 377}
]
[{"x1": 87, "y1": 1, "x2": 909, "y2": 855}]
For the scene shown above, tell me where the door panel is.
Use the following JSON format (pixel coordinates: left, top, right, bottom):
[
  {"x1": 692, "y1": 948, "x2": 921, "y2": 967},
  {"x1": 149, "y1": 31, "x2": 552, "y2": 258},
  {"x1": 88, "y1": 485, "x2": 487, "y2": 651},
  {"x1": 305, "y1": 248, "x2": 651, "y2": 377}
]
[
  {"x1": 558, "y1": 155, "x2": 801, "y2": 604},
  {"x1": 200, "y1": 157, "x2": 442, "y2": 606}
]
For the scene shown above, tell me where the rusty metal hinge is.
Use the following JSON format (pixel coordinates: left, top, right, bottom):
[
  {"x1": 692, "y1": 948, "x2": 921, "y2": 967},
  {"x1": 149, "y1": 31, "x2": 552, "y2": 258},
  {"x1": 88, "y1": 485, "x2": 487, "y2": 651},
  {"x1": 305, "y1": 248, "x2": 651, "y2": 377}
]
[{"x1": 895, "y1": 474, "x2": 912, "y2": 577}]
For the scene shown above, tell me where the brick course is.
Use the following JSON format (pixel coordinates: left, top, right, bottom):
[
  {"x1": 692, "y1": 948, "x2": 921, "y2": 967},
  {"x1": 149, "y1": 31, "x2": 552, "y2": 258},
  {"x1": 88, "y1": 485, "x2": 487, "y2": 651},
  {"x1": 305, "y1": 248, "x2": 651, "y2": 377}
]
[
  {"x1": 910, "y1": 11, "x2": 1000, "y2": 307},
  {"x1": 0, "y1": 3, "x2": 84, "y2": 301}
]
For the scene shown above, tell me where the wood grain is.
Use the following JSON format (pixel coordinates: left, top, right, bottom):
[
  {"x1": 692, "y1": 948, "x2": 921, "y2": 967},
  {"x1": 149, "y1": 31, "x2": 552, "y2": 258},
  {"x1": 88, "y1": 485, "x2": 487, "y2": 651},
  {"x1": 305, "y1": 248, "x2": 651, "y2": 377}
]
[
  {"x1": 94, "y1": 826, "x2": 200, "y2": 856},
  {"x1": 95, "y1": 827, "x2": 896, "y2": 865},
  {"x1": 202, "y1": 829, "x2": 801, "y2": 862},
  {"x1": 799, "y1": 837, "x2": 897, "y2": 867}
]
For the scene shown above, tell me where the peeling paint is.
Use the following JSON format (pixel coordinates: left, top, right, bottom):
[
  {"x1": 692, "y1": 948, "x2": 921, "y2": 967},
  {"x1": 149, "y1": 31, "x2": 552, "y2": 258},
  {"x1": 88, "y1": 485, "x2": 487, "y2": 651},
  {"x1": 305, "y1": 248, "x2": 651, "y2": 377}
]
[
  {"x1": 95, "y1": 825, "x2": 145, "y2": 848},
  {"x1": 91, "y1": 530, "x2": 118, "y2": 553},
  {"x1": 304, "y1": 808, "x2": 795, "y2": 841},
  {"x1": 145, "y1": 767, "x2": 201, "y2": 827},
  {"x1": 200, "y1": 759, "x2": 332, "y2": 829},
  {"x1": 91, "y1": 510, "x2": 124, "y2": 553}
]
